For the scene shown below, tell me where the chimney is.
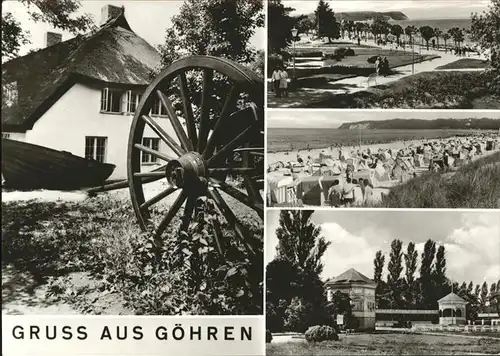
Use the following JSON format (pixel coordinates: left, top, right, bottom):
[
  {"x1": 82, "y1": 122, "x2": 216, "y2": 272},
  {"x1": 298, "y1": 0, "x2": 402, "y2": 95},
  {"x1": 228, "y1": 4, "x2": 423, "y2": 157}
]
[
  {"x1": 45, "y1": 32, "x2": 62, "y2": 47},
  {"x1": 101, "y1": 4, "x2": 123, "y2": 25}
]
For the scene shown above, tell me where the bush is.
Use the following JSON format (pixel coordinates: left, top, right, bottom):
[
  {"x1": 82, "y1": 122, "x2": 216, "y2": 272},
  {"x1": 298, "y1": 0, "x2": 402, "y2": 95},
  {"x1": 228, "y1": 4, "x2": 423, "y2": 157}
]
[
  {"x1": 345, "y1": 48, "x2": 355, "y2": 56},
  {"x1": 266, "y1": 330, "x2": 273, "y2": 343},
  {"x1": 268, "y1": 53, "x2": 284, "y2": 76},
  {"x1": 304, "y1": 325, "x2": 339, "y2": 342}
]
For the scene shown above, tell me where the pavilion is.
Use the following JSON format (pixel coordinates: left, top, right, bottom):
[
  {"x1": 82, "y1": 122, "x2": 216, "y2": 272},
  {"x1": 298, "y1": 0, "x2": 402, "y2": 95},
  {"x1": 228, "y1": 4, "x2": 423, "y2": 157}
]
[{"x1": 437, "y1": 292, "x2": 467, "y2": 325}]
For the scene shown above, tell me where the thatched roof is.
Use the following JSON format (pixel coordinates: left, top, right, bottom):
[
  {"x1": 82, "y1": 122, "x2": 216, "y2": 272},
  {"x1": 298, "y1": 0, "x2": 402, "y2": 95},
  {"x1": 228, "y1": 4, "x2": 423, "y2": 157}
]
[{"x1": 2, "y1": 7, "x2": 161, "y2": 132}]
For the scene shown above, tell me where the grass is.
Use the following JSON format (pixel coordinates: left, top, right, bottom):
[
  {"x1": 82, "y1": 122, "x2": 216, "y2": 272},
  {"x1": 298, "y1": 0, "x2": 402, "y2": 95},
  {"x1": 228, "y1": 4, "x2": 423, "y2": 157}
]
[
  {"x1": 1, "y1": 191, "x2": 263, "y2": 315},
  {"x1": 281, "y1": 47, "x2": 437, "y2": 80},
  {"x1": 267, "y1": 332, "x2": 500, "y2": 355},
  {"x1": 436, "y1": 58, "x2": 490, "y2": 70},
  {"x1": 310, "y1": 70, "x2": 497, "y2": 109},
  {"x1": 373, "y1": 151, "x2": 500, "y2": 209}
]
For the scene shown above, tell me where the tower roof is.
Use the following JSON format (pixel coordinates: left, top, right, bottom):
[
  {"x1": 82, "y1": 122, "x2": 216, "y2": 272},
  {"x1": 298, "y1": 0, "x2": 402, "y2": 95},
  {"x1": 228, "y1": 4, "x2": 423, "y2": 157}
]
[
  {"x1": 326, "y1": 268, "x2": 376, "y2": 286},
  {"x1": 438, "y1": 292, "x2": 467, "y2": 304}
]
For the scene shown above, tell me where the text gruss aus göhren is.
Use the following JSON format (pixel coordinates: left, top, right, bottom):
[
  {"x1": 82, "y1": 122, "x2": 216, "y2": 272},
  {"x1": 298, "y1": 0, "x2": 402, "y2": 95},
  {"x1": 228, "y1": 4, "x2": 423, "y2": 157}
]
[{"x1": 10, "y1": 324, "x2": 254, "y2": 341}]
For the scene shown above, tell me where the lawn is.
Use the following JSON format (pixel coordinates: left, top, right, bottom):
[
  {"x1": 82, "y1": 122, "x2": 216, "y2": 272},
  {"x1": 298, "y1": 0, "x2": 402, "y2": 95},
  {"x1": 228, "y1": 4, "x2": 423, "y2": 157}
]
[
  {"x1": 310, "y1": 70, "x2": 498, "y2": 109},
  {"x1": 436, "y1": 58, "x2": 490, "y2": 70},
  {"x1": 1, "y1": 190, "x2": 263, "y2": 315},
  {"x1": 280, "y1": 47, "x2": 437, "y2": 79},
  {"x1": 267, "y1": 332, "x2": 500, "y2": 355},
  {"x1": 372, "y1": 151, "x2": 500, "y2": 209}
]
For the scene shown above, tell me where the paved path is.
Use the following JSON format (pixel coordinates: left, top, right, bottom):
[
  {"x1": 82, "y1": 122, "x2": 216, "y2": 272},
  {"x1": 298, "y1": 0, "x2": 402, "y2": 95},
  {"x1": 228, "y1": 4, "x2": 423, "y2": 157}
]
[{"x1": 269, "y1": 36, "x2": 487, "y2": 107}]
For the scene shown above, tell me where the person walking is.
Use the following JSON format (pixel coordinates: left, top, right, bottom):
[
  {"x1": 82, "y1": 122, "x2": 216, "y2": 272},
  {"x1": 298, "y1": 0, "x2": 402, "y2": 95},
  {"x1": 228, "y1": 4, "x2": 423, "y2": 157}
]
[
  {"x1": 383, "y1": 56, "x2": 389, "y2": 76},
  {"x1": 279, "y1": 66, "x2": 289, "y2": 97},
  {"x1": 271, "y1": 67, "x2": 282, "y2": 98},
  {"x1": 375, "y1": 56, "x2": 381, "y2": 76}
]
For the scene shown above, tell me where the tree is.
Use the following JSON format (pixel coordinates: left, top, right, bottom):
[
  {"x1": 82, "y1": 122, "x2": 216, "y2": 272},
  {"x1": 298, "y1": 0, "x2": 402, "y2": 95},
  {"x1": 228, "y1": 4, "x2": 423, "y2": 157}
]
[
  {"x1": 405, "y1": 25, "x2": 417, "y2": 45},
  {"x1": 419, "y1": 25, "x2": 434, "y2": 51},
  {"x1": 372, "y1": 17, "x2": 389, "y2": 42},
  {"x1": 467, "y1": 281, "x2": 474, "y2": 295},
  {"x1": 491, "y1": 282, "x2": 498, "y2": 299},
  {"x1": 294, "y1": 14, "x2": 314, "y2": 36},
  {"x1": 470, "y1": 0, "x2": 500, "y2": 94},
  {"x1": 448, "y1": 27, "x2": 464, "y2": 48},
  {"x1": 474, "y1": 284, "x2": 481, "y2": 299},
  {"x1": 314, "y1": 0, "x2": 340, "y2": 43},
  {"x1": 158, "y1": 0, "x2": 263, "y2": 67},
  {"x1": 327, "y1": 290, "x2": 354, "y2": 329},
  {"x1": 391, "y1": 24, "x2": 404, "y2": 47},
  {"x1": 480, "y1": 281, "x2": 489, "y2": 310},
  {"x1": 275, "y1": 210, "x2": 330, "y2": 275},
  {"x1": 443, "y1": 33, "x2": 451, "y2": 51},
  {"x1": 387, "y1": 239, "x2": 404, "y2": 308},
  {"x1": 268, "y1": 210, "x2": 332, "y2": 332},
  {"x1": 434, "y1": 28, "x2": 442, "y2": 49},
  {"x1": 404, "y1": 242, "x2": 418, "y2": 308},
  {"x1": 373, "y1": 250, "x2": 387, "y2": 308},
  {"x1": 2, "y1": 0, "x2": 94, "y2": 61},
  {"x1": 419, "y1": 239, "x2": 436, "y2": 308},
  {"x1": 433, "y1": 245, "x2": 448, "y2": 299},
  {"x1": 268, "y1": 0, "x2": 296, "y2": 53}
]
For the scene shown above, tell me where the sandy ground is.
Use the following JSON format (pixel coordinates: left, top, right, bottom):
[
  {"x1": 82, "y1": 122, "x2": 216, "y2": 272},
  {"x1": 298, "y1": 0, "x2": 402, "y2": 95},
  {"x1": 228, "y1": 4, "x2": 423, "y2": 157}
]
[{"x1": 268, "y1": 137, "x2": 429, "y2": 167}]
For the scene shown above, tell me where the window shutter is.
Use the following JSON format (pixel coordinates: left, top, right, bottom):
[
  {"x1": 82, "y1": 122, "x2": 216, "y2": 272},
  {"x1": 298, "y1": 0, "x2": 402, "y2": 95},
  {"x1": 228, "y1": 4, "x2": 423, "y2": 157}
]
[
  {"x1": 101, "y1": 88, "x2": 109, "y2": 111},
  {"x1": 126, "y1": 90, "x2": 132, "y2": 113}
]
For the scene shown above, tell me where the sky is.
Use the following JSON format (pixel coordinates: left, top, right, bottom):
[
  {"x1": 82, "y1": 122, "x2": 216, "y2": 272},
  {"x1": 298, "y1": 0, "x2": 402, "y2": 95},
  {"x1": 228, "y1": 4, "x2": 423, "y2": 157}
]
[
  {"x1": 285, "y1": 0, "x2": 490, "y2": 20},
  {"x1": 3, "y1": 0, "x2": 264, "y2": 57},
  {"x1": 266, "y1": 210, "x2": 500, "y2": 285},
  {"x1": 267, "y1": 111, "x2": 500, "y2": 129}
]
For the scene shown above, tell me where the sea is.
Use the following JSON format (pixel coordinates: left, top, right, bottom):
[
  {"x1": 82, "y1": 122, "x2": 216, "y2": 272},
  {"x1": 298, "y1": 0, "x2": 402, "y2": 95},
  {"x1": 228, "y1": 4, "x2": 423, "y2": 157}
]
[{"x1": 267, "y1": 128, "x2": 478, "y2": 153}]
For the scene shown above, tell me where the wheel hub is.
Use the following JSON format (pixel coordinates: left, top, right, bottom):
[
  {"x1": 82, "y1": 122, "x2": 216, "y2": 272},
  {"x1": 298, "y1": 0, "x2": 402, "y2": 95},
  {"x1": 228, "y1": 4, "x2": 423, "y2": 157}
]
[{"x1": 165, "y1": 152, "x2": 207, "y2": 193}]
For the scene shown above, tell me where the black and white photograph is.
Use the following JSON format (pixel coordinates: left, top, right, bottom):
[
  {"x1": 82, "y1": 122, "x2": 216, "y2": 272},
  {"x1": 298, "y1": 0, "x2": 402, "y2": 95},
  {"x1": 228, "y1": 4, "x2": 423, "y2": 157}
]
[
  {"x1": 267, "y1": 0, "x2": 500, "y2": 109},
  {"x1": 267, "y1": 111, "x2": 500, "y2": 208},
  {"x1": 265, "y1": 209, "x2": 500, "y2": 355},
  {"x1": 2, "y1": 0, "x2": 265, "y2": 316}
]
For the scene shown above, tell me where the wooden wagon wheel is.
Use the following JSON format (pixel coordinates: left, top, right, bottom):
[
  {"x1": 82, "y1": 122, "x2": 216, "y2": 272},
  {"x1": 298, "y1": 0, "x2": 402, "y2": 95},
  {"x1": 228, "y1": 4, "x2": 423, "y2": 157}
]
[{"x1": 127, "y1": 56, "x2": 264, "y2": 255}]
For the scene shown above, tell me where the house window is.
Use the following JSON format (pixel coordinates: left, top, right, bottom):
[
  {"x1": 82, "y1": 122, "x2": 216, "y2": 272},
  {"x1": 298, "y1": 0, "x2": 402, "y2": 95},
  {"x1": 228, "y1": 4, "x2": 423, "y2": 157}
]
[
  {"x1": 85, "y1": 136, "x2": 107, "y2": 163},
  {"x1": 141, "y1": 137, "x2": 160, "y2": 163},
  {"x1": 2, "y1": 133, "x2": 11, "y2": 139},
  {"x1": 151, "y1": 97, "x2": 167, "y2": 116},
  {"x1": 2, "y1": 81, "x2": 18, "y2": 108},
  {"x1": 101, "y1": 88, "x2": 124, "y2": 113},
  {"x1": 126, "y1": 90, "x2": 142, "y2": 114}
]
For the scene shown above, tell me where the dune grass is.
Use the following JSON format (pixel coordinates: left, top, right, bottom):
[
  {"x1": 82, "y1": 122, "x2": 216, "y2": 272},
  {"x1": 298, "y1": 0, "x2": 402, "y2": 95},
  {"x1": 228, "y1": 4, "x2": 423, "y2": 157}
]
[
  {"x1": 374, "y1": 151, "x2": 500, "y2": 208},
  {"x1": 267, "y1": 332, "x2": 500, "y2": 355}
]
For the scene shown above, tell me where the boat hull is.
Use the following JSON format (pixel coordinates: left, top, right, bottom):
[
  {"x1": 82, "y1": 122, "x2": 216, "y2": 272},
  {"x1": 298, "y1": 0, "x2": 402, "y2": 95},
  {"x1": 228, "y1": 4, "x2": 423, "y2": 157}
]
[{"x1": 1, "y1": 139, "x2": 116, "y2": 190}]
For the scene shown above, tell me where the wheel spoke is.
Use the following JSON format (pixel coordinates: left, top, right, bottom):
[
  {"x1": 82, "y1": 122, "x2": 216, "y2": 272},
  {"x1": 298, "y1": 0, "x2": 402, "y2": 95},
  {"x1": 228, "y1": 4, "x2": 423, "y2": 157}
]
[
  {"x1": 208, "y1": 167, "x2": 258, "y2": 174},
  {"x1": 233, "y1": 147, "x2": 265, "y2": 156},
  {"x1": 197, "y1": 68, "x2": 214, "y2": 153},
  {"x1": 206, "y1": 125, "x2": 256, "y2": 166},
  {"x1": 134, "y1": 143, "x2": 176, "y2": 162},
  {"x1": 178, "y1": 72, "x2": 198, "y2": 149},
  {"x1": 211, "y1": 217, "x2": 224, "y2": 256},
  {"x1": 208, "y1": 188, "x2": 256, "y2": 256},
  {"x1": 203, "y1": 83, "x2": 239, "y2": 159},
  {"x1": 210, "y1": 178, "x2": 263, "y2": 218},
  {"x1": 141, "y1": 115, "x2": 185, "y2": 157},
  {"x1": 140, "y1": 186, "x2": 178, "y2": 210},
  {"x1": 153, "y1": 190, "x2": 187, "y2": 247},
  {"x1": 134, "y1": 171, "x2": 165, "y2": 178},
  {"x1": 180, "y1": 196, "x2": 196, "y2": 231},
  {"x1": 156, "y1": 90, "x2": 192, "y2": 151}
]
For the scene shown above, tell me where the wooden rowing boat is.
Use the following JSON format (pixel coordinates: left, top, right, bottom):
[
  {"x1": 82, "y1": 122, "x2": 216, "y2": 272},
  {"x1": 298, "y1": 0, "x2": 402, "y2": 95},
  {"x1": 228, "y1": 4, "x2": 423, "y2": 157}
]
[{"x1": 1, "y1": 138, "x2": 116, "y2": 190}]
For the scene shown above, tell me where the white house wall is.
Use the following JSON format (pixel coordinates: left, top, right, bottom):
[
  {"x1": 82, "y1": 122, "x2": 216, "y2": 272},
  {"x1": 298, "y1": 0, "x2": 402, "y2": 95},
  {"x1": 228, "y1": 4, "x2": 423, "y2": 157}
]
[{"x1": 25, "y1": 82, "x2": 181, "y2": 180}]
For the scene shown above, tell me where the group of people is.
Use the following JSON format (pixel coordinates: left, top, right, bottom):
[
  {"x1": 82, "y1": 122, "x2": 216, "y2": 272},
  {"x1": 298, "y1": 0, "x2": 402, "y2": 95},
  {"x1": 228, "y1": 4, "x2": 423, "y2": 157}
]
[
  {"x1": 321, "y1": 173, "x2": 376, "y2": 208},
  {"x1": 271, "y1": 66, "x2": 289, "y2": 98},
  {"x1": 375, "y1": 56, "x2": 390, "y2": 76}
]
